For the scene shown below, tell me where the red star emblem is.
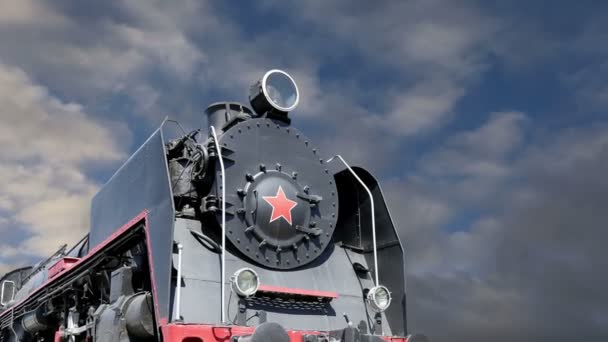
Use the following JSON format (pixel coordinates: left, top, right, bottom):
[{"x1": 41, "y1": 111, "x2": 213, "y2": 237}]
[{"x1": 263, "y1": 186, "x2": 298, "y2": 225}]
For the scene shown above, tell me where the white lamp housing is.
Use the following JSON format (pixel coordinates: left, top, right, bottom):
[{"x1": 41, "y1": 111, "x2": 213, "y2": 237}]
[
  {"x1": 249, "y1": 69, "x2": 300, "y2": 115},
  {"x1": 231, "y1": 268, "x2": 260, "y2": 297},
  {"x1": 367, "y1": 285, "x2": 392, "y2": 313}
]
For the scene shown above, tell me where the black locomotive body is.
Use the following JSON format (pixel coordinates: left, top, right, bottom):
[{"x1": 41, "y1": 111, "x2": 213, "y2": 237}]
[{"x1": 0, "y1": 70, "x2": 426, "y2": 342}]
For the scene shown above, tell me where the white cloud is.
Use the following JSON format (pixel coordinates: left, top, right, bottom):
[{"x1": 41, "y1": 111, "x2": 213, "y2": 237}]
[
  {"x1": 0, "y1": 262, "x2": 11, "y2": 276},
  {"x1": 0, "y1": 1, "x2": 208, "y2": 121},
  {"x1": 378, "y1": 79, "x2": 466, "y2": 136},
  {"x1": 420, "y1": 111, "x2": 526, "y2": 180},
  {"x1": 0, "y1": 65, "x2": 125, "y2": 164},
  {"x1": 0, "y1": 63, "x2": 127, "y2": 261},
  {"x1": 266, "y1": 0, "x2": 500, "y2": 137},
  {"x1": 0, "y1": 0, "x2": 66, "y2": 26}
]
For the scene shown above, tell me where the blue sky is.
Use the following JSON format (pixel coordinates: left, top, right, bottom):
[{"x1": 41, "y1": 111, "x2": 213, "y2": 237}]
[{"x1": 0, "y1": 1, "x2": 607, "y2": 341}]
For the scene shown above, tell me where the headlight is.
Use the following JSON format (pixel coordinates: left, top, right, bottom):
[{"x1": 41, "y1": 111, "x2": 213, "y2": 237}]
[
  {"x1": 249, "y1": 69, "x2": 299, "y2": 115},
  {"x1": 367, "y1": 285, "x2": 391, "y2": 312},
  {"x1": 231, "y1": 268, "x2": 260, "y2": 297}
]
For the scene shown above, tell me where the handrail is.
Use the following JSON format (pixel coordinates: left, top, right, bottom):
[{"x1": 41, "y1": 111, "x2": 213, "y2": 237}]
[
  {"x1": 174, "y1": 243, "x2": 183, "y2": 321},
  {"x1": 210, "y1": 126, "x2": 227, "y2": 324},
  {"x1": 327, "y1": 155, "x2": 379, "y2": 286}
]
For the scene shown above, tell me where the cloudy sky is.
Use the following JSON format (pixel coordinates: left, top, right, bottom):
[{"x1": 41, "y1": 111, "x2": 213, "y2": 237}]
[{"x1": 0, "y1": 0, "x2": 607, "y2": 341}]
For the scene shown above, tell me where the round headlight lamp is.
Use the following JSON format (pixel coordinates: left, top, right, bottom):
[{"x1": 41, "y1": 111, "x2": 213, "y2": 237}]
[
  {"x1": 367, "y1": 285, "x2": 392, "y2": 313},
  {"x1": 249, "y1": 69, "x2": 299, "y2": 115},
  {"x1": 231, "y1": 268, "x2": 260, "y2": 297}
]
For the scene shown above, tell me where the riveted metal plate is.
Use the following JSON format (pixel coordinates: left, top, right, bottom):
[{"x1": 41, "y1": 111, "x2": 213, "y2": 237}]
[{"x1": 214, "y1": 118, "x2": 338, "y2": 269}]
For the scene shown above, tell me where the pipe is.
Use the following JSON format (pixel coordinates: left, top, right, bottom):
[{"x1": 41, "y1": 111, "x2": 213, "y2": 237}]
[
  {"x1": 327, "y1": 155, "x2": 379, "y2": 286},
  {"x1": 175, "y1": 243, "x2": 183, "y2": 321},
  {"x1": 210, "y1": 126, "x2": 227, "y2": 324}
]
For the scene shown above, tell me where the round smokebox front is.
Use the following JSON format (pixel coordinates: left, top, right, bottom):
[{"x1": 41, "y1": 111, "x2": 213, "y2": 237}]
[{"x1": 214, "y1": 118, "x2": 338, "y2": 269}]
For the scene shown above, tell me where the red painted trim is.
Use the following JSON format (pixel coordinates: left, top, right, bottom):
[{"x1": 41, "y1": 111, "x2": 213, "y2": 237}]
[
  {"x1": 257, "y1": 285, "x2": 339, "y2": 299},
  {"x1": 48, "y1": 257, "x2": 80, "y2": 279},
  {"x1": 141, "y1": 214, "x2": 167, "y2": 325},
  {"x1": 0, "y1": 211, "x2": 149, "y2": 320},
  {"x1": 54, "y1": 330, "x2": 62, "y2": 342},
  {"x1": 160, "y1": 323, "x2": 407, "y2": 342}
]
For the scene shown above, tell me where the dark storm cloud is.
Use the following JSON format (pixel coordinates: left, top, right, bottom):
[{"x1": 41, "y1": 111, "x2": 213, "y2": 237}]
[{"x1": 386, "y1": 116, "x2": 608, "y2": 341}]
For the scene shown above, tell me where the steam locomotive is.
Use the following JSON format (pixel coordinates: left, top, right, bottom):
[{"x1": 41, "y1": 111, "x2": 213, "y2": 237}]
[{"x1": 0, "y1": 70, "x2": 428, "y2": 342}]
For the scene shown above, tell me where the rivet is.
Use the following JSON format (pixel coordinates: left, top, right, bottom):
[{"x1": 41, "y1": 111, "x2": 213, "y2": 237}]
[
  {"x1": 292, "y1": 172, "x2": 298, "y2": 179},
  {"x1": 259, "y1": 164, "x2": 266, "y2": 172}
]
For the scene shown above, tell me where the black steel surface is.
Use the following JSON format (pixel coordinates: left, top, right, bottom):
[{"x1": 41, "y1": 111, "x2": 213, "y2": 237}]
[
  {"x1": 214, "y1": 118, "x2": 338, "y2": 269},
  {"x1": 90, "y1": 126, "x2": 175, "y2": 323}
]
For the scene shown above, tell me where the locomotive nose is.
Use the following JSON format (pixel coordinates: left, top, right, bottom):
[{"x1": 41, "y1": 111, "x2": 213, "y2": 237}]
[{"x1": 234, "y1": 322, "x2": 290, "y2": 342}]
